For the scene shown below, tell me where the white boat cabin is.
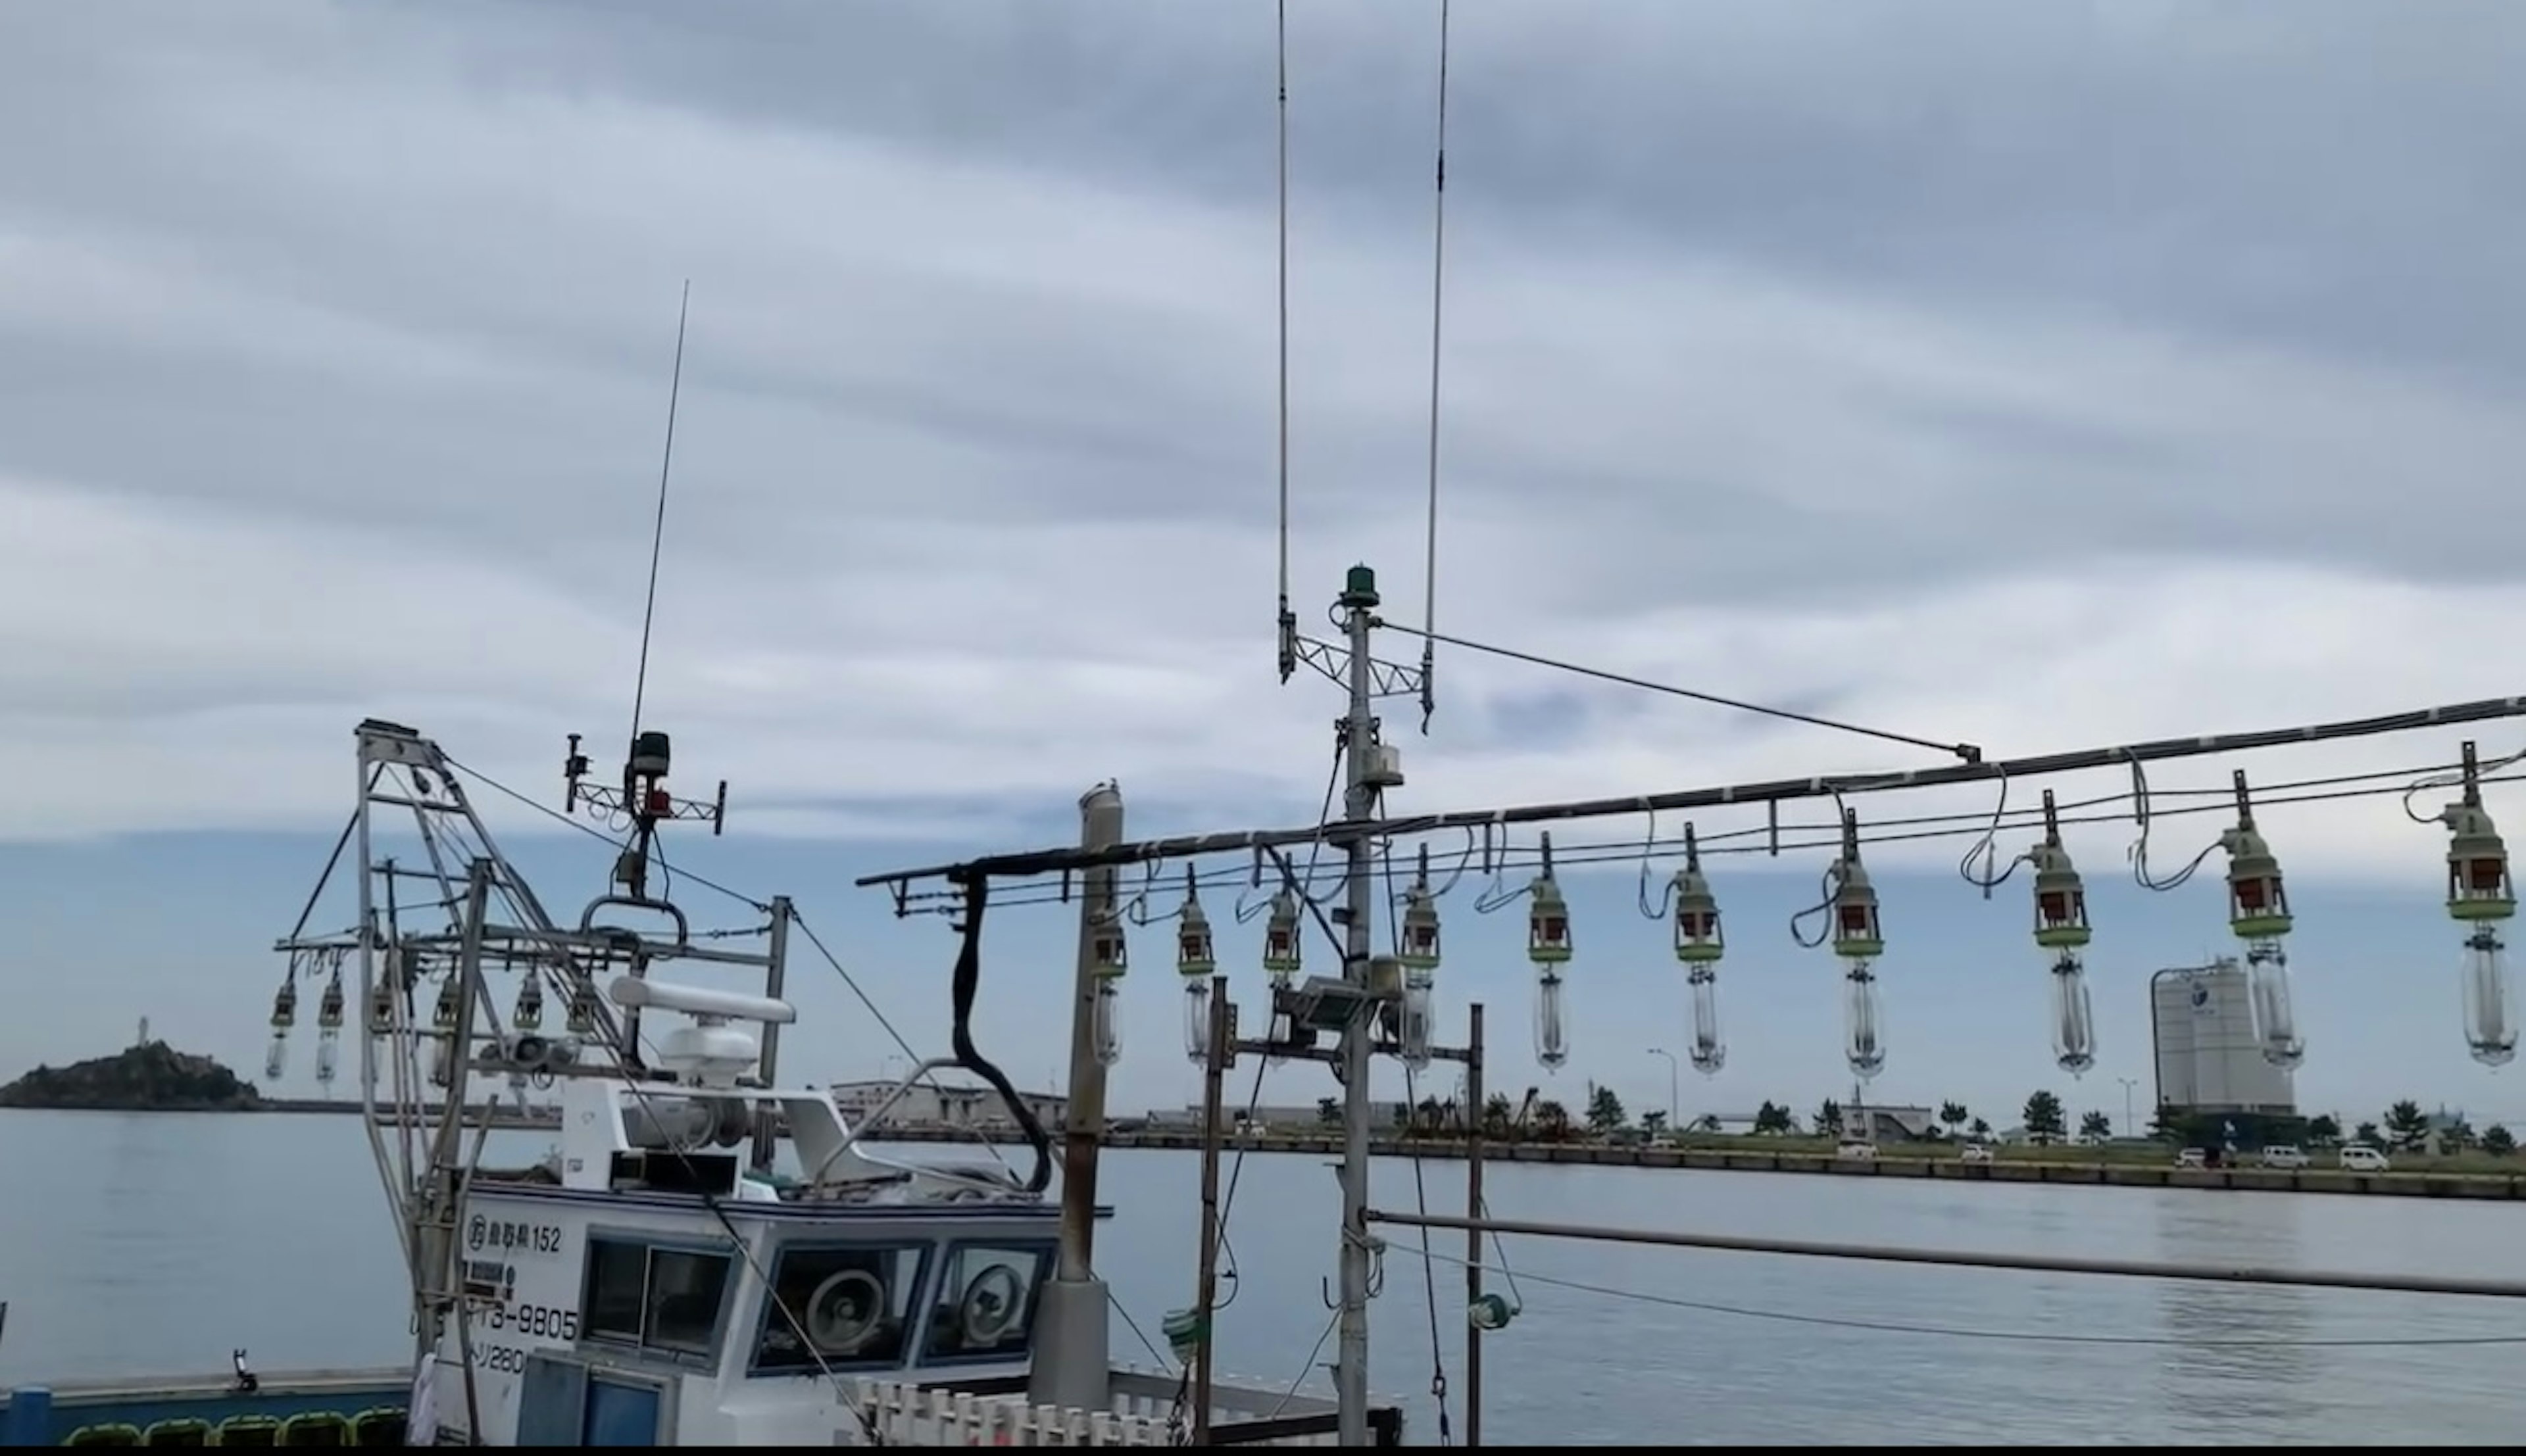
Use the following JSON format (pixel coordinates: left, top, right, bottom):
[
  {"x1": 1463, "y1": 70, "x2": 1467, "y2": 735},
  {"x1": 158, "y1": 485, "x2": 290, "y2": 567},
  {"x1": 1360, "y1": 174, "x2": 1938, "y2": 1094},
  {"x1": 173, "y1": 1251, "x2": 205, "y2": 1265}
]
[{"x1": 424, "y1": 1076, "x2": 1077, "y2": 1446}]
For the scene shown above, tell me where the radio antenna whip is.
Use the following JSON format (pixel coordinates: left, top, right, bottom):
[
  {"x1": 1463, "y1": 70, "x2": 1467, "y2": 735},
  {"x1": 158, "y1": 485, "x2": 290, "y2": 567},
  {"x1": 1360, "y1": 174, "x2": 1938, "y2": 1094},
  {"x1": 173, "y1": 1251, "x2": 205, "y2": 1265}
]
[
  {"x1": 1274, "y1": 0, "x2": 1297, "y2": 684},
  {"x1": 1416, "y1": 0, "x2": 1452, "y2": 732},
  {"x1": 630, "y1": 279, "x2": 691, "y2": 744}
]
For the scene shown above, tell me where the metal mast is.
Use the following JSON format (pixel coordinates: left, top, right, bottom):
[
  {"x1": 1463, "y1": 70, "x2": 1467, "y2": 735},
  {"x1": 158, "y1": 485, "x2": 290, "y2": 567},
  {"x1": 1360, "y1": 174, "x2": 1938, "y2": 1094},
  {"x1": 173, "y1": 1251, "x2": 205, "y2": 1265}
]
[{"x1": 1332, "y1": 567, "x2": 1381, "y2": 1443}]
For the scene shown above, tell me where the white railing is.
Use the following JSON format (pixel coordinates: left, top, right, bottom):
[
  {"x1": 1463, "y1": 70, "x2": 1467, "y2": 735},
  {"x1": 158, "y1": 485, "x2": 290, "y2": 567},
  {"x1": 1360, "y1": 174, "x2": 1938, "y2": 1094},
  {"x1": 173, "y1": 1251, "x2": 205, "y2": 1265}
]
[{"x1": 857, "y1": 1365, "x2": 1370, "y2": 1447}]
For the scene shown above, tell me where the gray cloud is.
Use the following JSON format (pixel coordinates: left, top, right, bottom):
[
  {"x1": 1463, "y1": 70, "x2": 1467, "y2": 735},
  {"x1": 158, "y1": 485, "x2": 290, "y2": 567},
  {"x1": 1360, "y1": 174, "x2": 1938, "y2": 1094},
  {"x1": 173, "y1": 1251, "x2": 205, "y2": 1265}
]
[{"x1": 2, "y1": 0, "x2": 2523, "y2": 862}]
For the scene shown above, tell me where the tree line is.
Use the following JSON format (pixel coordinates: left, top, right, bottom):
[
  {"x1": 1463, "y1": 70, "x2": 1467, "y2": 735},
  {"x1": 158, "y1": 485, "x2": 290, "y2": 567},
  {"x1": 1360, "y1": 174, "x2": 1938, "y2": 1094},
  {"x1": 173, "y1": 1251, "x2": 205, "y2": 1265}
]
[{"x1": 1309, "y1": 1088, "x2": 2519, "y2": 1155}]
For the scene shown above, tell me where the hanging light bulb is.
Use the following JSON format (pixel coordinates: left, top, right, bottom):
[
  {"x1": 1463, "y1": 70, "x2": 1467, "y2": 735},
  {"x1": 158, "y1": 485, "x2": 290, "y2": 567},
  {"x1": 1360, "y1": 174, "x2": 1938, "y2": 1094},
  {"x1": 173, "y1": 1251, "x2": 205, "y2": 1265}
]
[
  {"x1": 2440, "y1": 741, "x2": 2517, "y2": 1067},
  {"x1": 266, "y1": 971, "x2": 299, "y2": 1081},
  {"x1": 1262, "y1": 889, "x2": 1304, "y2": 984},
  {"x1": 2219, "y1": 771, "x2": 2302, "y2": 1070},
  {"x1": 1091, "y1": 904, "x2": 1130, "y2": 1069},
  {"x1": 1670, "y1": 825, "x2": 1726, "y2": 1075},
  {"x1": 1527, "y1": 834, "x2": 1573, "y2": 1071},
  {"x1": 565, "y1": 975, "x2": 597, "y2": 1037},
  {"x1": 1397, "y1": 846, "x2": 1442, "y2": 1072},
  {"x1": 514, "y1": 975, "x2": 545, "y2": 1034},
  {"x1": 430, "y1": 975, "x2": 460, "y2": 1089},
  {"x1": 368, "y1": 975, "x2": 396, "y2": 1041},
  {"x1": 1828, "y1": 810, "x2": 1886, "y2": 1081},
  {"x1": 1176, "y1": 871, "x2": 1218, "y2": 1066},
  {"x1": 314, "y1": 964, "x2": 345, "y2": 1088},
  {"x1": 2028, "y1": 790, "x2": 2096, "y2": 1077}
]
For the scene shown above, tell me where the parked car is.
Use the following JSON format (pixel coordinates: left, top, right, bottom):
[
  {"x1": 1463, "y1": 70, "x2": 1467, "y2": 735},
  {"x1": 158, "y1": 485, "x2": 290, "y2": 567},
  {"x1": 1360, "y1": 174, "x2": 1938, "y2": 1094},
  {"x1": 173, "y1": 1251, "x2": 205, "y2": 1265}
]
[
  {"x1": 2258, "y1": 1144, "x2": 2311, "y2": 1170},
  {"x1": 2175, "y1": 1147, "x2": 2208, "y2": 1169},
  {"x1": 1958, "y1": 1143, "x2": 1995, "y2": 1165},
  {"x1": 2339, "y1": 1145, "x2": 2392, "y2": 1173},
  {"x1": 1836, "y1": 1140, "x2": 1879, "y2": 1161}
]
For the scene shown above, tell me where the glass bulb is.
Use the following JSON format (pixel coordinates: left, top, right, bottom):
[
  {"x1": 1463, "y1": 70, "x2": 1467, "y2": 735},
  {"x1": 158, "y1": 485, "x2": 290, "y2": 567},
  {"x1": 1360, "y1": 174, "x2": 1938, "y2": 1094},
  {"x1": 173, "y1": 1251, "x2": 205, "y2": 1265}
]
[
  {"x1": 1398, "y1": 969, "x2": 1435, "y2": 1072},
  {"x1": 1688, "y1": 967, "x2": 1725, "y2": 1074},
  {"x1": 1182, "y1": 979, "x2": 1213, "y2": 1067},
  {"x1": 2049, "y1": 952, "x2": 2094, "y2": 1076},
  {"x1": 1091, "y1": 979, "x2": 1124, "y2": 1068},
  {"x1": 1843, "y1": 959, "x2": 1884, "y2": 1081},
  {"x1": 264, "y1": 1032, "x2": 288, "y2": 1082},
  {"x1": 1535, "y1": 972, "x2": 1567, "y2": 1071},
  {"x1": 316, "y1": 1030, "x2": 340, "y2": 1086},
  {"x1": 2245, "y1": 940, "x2": 2303, "y2": 1069},
  {"x1": 2464, "y1": 929, "x2": 2515, "y2": 1067}
]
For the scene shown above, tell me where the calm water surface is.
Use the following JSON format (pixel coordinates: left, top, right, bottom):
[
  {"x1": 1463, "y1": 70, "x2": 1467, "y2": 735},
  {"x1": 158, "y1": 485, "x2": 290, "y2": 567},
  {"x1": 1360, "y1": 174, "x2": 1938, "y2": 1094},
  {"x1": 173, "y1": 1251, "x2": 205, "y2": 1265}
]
[{"x1": 2, "y1": 1111, "x2": 2520, "y2": 1445}]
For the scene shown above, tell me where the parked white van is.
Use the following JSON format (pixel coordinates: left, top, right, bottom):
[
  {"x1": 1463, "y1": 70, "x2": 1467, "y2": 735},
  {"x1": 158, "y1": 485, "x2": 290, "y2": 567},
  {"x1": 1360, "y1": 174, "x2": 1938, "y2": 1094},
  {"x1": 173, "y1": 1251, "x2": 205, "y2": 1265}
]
[{"x1": 2338, "y1": 1145, "x2": 2391, "y2": 1173}]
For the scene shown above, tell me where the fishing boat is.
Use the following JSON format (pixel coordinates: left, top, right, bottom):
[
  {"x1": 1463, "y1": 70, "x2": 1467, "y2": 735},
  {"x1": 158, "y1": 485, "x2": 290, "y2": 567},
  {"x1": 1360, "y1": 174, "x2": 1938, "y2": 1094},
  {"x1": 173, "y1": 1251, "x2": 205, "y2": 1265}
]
[{"x1": 2, "y1": 718, "x2": 1397, "y2": 1446}]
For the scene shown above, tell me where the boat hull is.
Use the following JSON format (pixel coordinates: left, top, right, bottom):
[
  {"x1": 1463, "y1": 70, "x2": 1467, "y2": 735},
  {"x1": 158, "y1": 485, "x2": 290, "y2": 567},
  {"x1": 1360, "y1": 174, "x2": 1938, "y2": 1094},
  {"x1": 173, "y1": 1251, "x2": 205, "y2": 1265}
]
[{"x1": 0, "y1": 1368, "x2": 407, "y2": 1446}]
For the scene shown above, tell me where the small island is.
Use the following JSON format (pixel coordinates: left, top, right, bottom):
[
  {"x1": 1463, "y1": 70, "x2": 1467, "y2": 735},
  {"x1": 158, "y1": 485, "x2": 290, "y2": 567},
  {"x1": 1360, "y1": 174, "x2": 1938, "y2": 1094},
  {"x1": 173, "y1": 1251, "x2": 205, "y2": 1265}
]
[{"x1": 0, "y1": 1040, "x2": 262, "y2": 1111}]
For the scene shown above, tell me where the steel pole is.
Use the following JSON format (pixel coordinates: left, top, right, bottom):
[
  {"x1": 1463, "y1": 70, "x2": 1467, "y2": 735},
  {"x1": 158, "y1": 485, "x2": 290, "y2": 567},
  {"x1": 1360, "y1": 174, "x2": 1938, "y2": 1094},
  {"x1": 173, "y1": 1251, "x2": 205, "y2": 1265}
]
[{"x1": 1335, "y1": 570, "x2": 1381, "y2": 1446}]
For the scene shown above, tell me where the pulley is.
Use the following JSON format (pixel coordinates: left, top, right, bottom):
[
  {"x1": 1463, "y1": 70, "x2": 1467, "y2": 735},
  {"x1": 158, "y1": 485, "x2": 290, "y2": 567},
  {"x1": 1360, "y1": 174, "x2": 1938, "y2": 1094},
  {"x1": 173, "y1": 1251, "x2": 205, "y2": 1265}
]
[{"x1": 1468, "y1": 1292, "x2": 1517, "y2": 1331}]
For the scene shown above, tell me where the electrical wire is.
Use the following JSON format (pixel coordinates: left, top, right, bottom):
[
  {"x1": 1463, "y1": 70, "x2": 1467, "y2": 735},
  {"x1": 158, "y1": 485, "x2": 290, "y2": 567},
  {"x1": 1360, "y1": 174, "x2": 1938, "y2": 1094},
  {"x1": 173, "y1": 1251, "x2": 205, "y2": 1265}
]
[{"x1": 1404, "y1": 1245, "x2": 2526, "y2": 1349}]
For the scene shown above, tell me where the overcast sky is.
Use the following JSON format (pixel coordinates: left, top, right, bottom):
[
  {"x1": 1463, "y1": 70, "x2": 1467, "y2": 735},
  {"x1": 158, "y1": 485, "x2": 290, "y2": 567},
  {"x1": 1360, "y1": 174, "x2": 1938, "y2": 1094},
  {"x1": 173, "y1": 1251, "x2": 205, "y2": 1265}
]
[{"x1": 4, "y1": 1, "x2": 2525, "y2": 1127}]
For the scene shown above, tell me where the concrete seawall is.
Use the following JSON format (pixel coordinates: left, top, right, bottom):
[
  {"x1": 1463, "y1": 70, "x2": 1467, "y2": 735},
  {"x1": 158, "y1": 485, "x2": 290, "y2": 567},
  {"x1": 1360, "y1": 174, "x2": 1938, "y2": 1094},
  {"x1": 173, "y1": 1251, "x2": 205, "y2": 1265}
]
[
  {"x1": 1068, "y1": 1130, "x2": 2526, "y2": 1202},
  {"x1": 242, "y1": 1100, "x2": 2512, "y2": 1200}
]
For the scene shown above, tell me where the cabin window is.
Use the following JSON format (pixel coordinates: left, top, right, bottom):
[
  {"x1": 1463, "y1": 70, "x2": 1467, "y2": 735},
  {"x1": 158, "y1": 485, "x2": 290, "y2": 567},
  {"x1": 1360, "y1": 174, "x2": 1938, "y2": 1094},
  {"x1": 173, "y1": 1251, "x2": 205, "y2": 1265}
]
[
  {"x1": 581, "y1": 1236, "x2": 736, "y2": 1361},
  {"x1": 750, "y1": 1243, "x2": 929, "y2": 1376},
  {"x1": 924, "y1": 1242, "x2": 1055, "y2": 1363}
]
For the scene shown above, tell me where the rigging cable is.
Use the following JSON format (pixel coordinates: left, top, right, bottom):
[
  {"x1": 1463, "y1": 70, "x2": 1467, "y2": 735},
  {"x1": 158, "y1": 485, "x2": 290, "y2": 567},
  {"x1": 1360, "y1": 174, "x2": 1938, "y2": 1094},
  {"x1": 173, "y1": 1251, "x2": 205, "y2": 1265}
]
[
  {"x1": 1416, "y1": 0, "x2": 1452, "y2": 734},
  {"x1": 1403, "y1": 1245, "x2": 2526, "y2": 1349},
  {"x1": 1274, "y1": 0, "x2": 1295, "y2": 684},
  {"x1": 1377, "y1": 621, "x2": 1980, "y2": 763},
  {"x1": 629, "y1": 279, "x2": 692, "y2": 746}
]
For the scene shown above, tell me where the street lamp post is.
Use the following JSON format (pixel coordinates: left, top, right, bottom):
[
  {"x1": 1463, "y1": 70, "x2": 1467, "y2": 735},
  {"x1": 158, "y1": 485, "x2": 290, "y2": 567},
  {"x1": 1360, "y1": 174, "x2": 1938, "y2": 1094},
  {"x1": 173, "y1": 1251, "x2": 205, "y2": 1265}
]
[
  {"x1": 2116, "y1": 1077, "x2": 2138, "y2": 1138},
  {"x1": 1647, "y1": 1048, "x2": 1679, "y2": 1131}
]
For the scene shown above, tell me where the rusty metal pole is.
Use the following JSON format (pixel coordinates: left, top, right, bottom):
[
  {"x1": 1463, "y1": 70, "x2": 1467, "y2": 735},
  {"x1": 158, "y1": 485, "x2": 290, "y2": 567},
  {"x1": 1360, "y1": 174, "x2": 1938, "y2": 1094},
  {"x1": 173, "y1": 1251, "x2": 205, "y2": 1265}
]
[{"x1": 1192, "y1": 973, "x2": 1232, "y2": 1445}]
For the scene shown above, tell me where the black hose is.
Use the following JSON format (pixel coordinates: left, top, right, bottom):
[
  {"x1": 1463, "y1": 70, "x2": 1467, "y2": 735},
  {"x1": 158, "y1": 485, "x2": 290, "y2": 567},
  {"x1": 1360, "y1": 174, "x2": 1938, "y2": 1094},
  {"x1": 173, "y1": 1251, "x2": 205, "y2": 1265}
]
[{"x1": 947, "y1": 873, "x2": 1054, "y2": 1194}]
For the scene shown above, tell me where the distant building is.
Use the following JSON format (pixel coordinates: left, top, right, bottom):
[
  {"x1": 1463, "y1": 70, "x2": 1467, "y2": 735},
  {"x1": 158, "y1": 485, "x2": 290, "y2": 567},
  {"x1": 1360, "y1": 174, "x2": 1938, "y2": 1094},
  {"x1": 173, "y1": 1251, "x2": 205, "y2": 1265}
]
[
  {"x1": 1143, "y1": 1102, "x2": 1407, "y2": 1133},
  {"x1": 826, "y1": 1079, "x2": 1067, "y2": 1134},
  {"x1": 2150, "y1": 961, "x2": 2296, "y2": 1115},
  {"x1": 1838, "y1": 1103, "x2": 1937, "y2": 1142}
]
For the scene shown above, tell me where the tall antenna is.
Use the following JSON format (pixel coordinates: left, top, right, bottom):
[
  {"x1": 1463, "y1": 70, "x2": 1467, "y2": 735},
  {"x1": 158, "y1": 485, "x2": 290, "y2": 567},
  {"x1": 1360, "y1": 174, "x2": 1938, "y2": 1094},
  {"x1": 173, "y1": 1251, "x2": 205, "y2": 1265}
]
[
  {"x1": 630, "y1": 279, "x2": 692, "y2": 745},
  {"x1": 1416, "y1": 0, "x2": 1453, "y2": 732},
  {"x1": 1274, "y1": 0, "x2": 1297, "y2": 685}
]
